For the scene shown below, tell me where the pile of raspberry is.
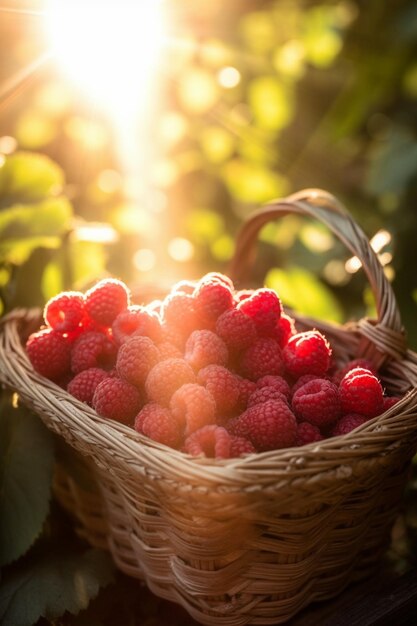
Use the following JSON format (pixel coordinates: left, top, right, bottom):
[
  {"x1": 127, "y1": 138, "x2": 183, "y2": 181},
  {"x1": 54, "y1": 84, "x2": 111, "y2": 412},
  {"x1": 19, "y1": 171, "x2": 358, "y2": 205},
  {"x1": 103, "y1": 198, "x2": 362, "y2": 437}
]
[{"x1": 26, "y1": 273, "x2": 401, "y2": 459}]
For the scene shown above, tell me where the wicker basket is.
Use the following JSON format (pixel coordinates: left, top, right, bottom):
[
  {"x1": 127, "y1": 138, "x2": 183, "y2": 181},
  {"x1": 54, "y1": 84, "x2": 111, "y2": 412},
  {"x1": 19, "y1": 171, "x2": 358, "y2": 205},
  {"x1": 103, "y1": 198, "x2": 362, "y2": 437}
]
[{"x1": 2, "y1": 189, "x2": 417, "y2": 625}]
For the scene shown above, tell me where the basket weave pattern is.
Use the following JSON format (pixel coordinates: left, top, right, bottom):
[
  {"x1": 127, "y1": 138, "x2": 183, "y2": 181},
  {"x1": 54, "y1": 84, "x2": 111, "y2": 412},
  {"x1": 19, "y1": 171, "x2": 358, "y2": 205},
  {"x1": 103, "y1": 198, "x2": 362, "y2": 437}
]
[{"x1": 2, "y1": 190, "x2": 417, "y2": 625}]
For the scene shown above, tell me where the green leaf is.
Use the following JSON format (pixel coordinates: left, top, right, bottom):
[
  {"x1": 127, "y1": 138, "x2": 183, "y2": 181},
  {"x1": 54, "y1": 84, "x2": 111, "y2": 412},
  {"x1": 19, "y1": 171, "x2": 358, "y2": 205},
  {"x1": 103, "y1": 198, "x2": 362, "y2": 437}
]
[
  {"x1": 249, "y1": 77, "x2": 293, "y2": 131},
  {"x1": 266, "y1": 266, "x2": 343, "y2": 323},
  {"x1": 0, "y1": 152, "x2": 64, "y2": 204},
  {"x1": 0, "y1": 398, "x2": 54, "y2": 566},
  {"x1": 0, "y1": 549, "x2": 114, "y2": 626}
]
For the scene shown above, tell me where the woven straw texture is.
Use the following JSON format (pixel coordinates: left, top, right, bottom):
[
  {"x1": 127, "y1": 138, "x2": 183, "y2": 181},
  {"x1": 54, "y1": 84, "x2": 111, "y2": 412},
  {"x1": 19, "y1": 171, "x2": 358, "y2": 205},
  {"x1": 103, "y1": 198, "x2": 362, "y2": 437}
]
[{"x1": 2, "y1": 189, "x2": 417, "y2": 625}]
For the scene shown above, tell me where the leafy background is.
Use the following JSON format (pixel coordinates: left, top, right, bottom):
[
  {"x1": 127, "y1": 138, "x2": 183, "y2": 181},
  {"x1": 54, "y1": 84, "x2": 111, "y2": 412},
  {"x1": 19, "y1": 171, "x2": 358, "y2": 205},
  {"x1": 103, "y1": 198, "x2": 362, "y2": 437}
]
[{"x1": 1, "y1": 0, "x2": 417, "y2": 624}]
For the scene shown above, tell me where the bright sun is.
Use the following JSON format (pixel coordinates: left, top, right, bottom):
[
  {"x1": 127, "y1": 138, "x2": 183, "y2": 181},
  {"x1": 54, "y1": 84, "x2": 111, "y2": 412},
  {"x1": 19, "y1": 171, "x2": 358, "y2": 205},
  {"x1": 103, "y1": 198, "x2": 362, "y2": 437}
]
[{"x1": 44, "y1": 0, "x2": 165, "y2": 121}]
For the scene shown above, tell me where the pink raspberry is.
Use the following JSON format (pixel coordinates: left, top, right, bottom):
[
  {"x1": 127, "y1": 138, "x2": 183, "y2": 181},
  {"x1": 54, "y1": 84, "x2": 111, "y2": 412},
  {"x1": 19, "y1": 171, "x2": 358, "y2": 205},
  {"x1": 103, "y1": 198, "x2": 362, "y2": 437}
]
[
  {"x1": 185, "y1": 330, "x2": 228, "y2": 370},
  {"x1": 332, "y1": 413, "x2": 367, "y2": 436},
  {"x1": 283, "y1": 330, "x2": 331, "y2": 378},
  {"x1": 292, "y1": 378, "x2": 340, "y2": 428},
  {"x1": 44, "y1": 291, "x2": 85, "y2": 332},
  {"x1": 93, "y1": 377, "x2": 142, "y2": 424},
  {"x1": 157, "y1": 341, "x2": 183, "y2": 361},
  {"x1": 112, "y1": 306, "x2": 161, "y2": 345},
  {"x1": 291, "y1": 374, "x2": 318, "y2": 398},
  {"x1": 215, "y1": 308, "x2": 257, "y2": 351},
  {"x1": 170, "y1": 383, "x2": 216, "y2": 436},
  {"x1": 231, "y1": 400, "x2": 297, "y2": 451},
  {"x1": 339, "y1": 368, "x2": 384, "y2": 418},
  {"x1": 382, "y1": 396, "x2": 401, "y2": 411},
  {"x1": 229, "y1": 435, "x2": 256, "y2": 457},
  {"x1": 161, "y1": 292, "x2": 201, "y2": 334},
  {"x1": 235, "y1": 377, "x2": 257, "y2": 411},
  {"x1": 184, "y1": 425, "x2": 231, "y2": 458},
  {"x1": 194, "y1": 279, "x2": 234, "y2": 325},
  {"x1": 256, "y1": 375, "x2": 290, "y2": 398},
  {"x1": 240, "y1": 338, "x2": 284, "y2": 381},
  {"x1": 272, "y1": 313, "x2": 296, "y2": 347},
  {"x1": 116, "y1": 336, "x2": 160, "y2": 387},
  {"x1": 26, "y1": 328, "x2": 71, "y2": 381},
  {"x1": 67, "y1": 368, "x2": 109, "y2": 405},
  {"x1": 237, "y1": 288, "x2": 282, "y2": 335},
  {"x1": 200, "y1": 272, "x2": 234, "y2": 289},
  {"x1": 85, "y1": 278, "x2": 130, "y2": 326},
  {"x1": 197, "y1": 365, "x2": 241, "y2": 414},
  {"x1": 248, "y1": 386, "x2": 288, "y2": 407},
  {"x1": 333, "y1": 358, "x2": 377, "y2": 385},
  {"x1": 296, "y1": 422, "x2": 323, "y2": 446},
  {"x1": 71, "y1": 331, "x2": 117, "y2": 374},
  {"x1": 134, "y1": 403, "x2": 181, "y2": 448},
  {"x1": 145, "y1": 358, "x2": 196, "y2": 406},
  {"x1": 171, "y1": 279, "x2": 197, "y2": 295}
]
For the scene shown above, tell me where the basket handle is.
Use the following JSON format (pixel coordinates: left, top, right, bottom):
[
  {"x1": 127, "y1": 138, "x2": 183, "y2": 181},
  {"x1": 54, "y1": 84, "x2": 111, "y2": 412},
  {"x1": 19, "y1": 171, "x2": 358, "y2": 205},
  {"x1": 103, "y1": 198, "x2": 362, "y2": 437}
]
[{"x1": 228, "y1": 188, "x2": 406, "y2": 365}]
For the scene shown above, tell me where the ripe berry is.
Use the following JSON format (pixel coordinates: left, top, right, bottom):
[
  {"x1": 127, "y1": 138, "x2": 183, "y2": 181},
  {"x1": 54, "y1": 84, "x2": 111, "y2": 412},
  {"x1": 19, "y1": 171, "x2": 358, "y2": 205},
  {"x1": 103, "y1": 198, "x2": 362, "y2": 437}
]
[
  {"x1": 112, "y1": 305, "x2": 161, "y2": 345},
  {"x1": 93, "y1": 377, "x2": 142, "y2": 424},
  {"x1": 170, "y1": 383, "x2": 216, "y2": 435},
  {"x1": 237, "y1": 288, "x2": 282, "y2": 335},
  {"x1": 256, "y1": 375, "x2": 290, "y2": 398},
  {"x1": 71, "y1": 331, "x2": 117, "y2": 374},
  {"x1": 382, "y1": 396, "x2": 401, "y2": 411},
  {"x1": 116, "y1": 336, "x2": 160, "y2": 387},
  {"x1": 67, "y1": 368, "x2": 109, "y2": 405},
  {"x1": 44, "y1": 291, "x2": 85, "y2": 332},
  {"x1": 248, "y1": 386, "x2": 289, "y2": 407},
  {"x1": 134, "y1": 403, "x2": 181, "y2": 448},
  {"x1": 197, "y1": 364, "x2": 241, "y2": 414},
  {"x1": 240, "y1": 337, "x2": 284, "y2": 381},
  {"x1": 339, "y1": 367, "x2": 384, "y2": 418},
  {"x1": 184, "y1": 425, "x2": 231, "y2": 458},
  {"x1": 161, "y1": 292, "x2": 201, "y2": 334},
  {"x1": 272, "y1": 313, "x2": 296, "y2": 347},
  {"x1": 292, "y1": 378, "x2": 340, "y2": 428},
  {"x1": 231, "y1": 400, "x2": 297, "y2": 451},
  {"x1": 194, "y1": 279, "x2": 234, "y2": 325},
  {"x1": 333, "y1": 358, "x2": 377, "y2": 385},
  {"x1": 85, "y1": 278, "x2": 130, "y2": 326},
  {"x1": 26, "y1": 328, "x2": 71, "y2": 381},
  {"x1": 296, "y1": 422, "x2": 323, "y2": 446},
  {"x1": 229, "y1": 436, "x2": 256, "y2": 457},
  {"x1": 332, "y1": 413, "x2": 367, "y2": 436},
  {"x1": 145, "y1": 358, "x2": 196, "y2": 406},
  {"x1": 215, "y1": 308, "x2": 257, "y2": 351},
  {"x1": 283, "y1": 330, "x2": 331, "y2": 378},
  {"x1": 185, "y1": 329, "x2": 228, "y2": 370}
]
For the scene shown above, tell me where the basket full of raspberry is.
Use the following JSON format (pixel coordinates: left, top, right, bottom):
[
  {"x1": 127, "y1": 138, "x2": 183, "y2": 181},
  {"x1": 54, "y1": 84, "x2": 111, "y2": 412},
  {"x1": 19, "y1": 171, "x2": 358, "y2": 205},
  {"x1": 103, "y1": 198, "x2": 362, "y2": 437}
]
[{"x1": 1, "y1": 188, "x2": 417, "y2": 625}]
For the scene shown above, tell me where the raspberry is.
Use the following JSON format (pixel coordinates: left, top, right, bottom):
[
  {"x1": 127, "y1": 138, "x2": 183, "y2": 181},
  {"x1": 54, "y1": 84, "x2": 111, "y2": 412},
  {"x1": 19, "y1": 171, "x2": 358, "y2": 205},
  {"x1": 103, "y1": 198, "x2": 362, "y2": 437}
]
[
  {"x1": 235, "y1": 377, "x2": 256, "y2": 411},
  {"x1": 332, "y1": 413, "x2": 367, "y2": 436},
  {"x1": 26, "y1": 328, "x2": 71, "y2": 381},
  {"x1": 272, "y1": 313, "x2": 296, "y2": 348},
  {"x1": 185, "y1": 330, "x2": 228, "y2": 370},
  {"x1": 172, "y1": 279, "x2": 197, "y2": 295},
  {"x1": 290, "y1": 374, "x2": 318, "y2": 398},
  {"x1": 292, "y1": 378, "x2": 340, "y2": 428},
  {"x1": 93, "y1": 377, "x2": 142, "y2": 424},
  {"x1": 112, "y1": 306, "x2": 161, "y2": 345},
  {"x1": 230, "y1": 436, "x2": 256, "y2": 457},
  {"x1": 197, "y1": 365, "x2": 240, "y2": 414},
  {"x1": 232, "y1": 400, "x2": 297, "y2": 451},
  {"x1": 333, "y1": 358, "x2": 377, "y2": 385},
  {"x1": 116, "y1": 336, "x2": 160, "y2": 387},
  {"x1": 256, "y1": 375, "x2": 290, "y2": 398},
  {"x1": 67, "y1": 368, "x2": 109, "y2": 405},
  {"x1": 194, "y1": 279, "x2": 234, "y2": 325},
  {"x1": 339, "y1": 368, "x2": 384, "y2": 418},
  {"x1": 296, "y1": 422, "x2": 323, "y2": 446},
  {"x1": 157, "y1": 341, "x2": 183, "y2": 361},
  {"x1": 248, "y1": 386, "x2": 289, "y2": 407},
  {"x1": 200, "y1": 272, "x2": 234, "y2": 289},
  {"x1": 237, "y1": 288, "x2": 282, "y2": 335},
  {"x1": 145, "y1": 358, "x2": 196, "y2": 406},
  {"x1": 44, "y1": 291, "x2": 85, "y2": 332},
  {"x1": 85, "y1": 278, "x2": 130, "y2": 326},
  {"x1": 71, "y1": 331, "x2": 117, "y2": 374},
  {"x1": 161, "y1": 292, "x2": 201, "y2": 334},
  {"x1": 215, "y1": 308, "x2": 257, "y2": 351},
  {"x1": 240, "y1": 338, "x2": 284, "y2": 381},
  {"x1": 382, "y1": 396, "x2": 401, "y2": 411},
  {"x1": 283, "y1": 330, "x2": 331, "y2": 378},
  {"x1": 160, "y1": 323, "x2": 186, "y2": 349},
  {"x1": 134, "y1": 403, "x2": 181, "y2": 448},
  {"x1": 170, "y1": 383, "x2": 216, "y2": 436},
  {"x1": 184, "y1": 425, "x2": 231, "y2": 458},
  {"x1": 235, "y1": 289, "x2": 254, "y2": 303}
]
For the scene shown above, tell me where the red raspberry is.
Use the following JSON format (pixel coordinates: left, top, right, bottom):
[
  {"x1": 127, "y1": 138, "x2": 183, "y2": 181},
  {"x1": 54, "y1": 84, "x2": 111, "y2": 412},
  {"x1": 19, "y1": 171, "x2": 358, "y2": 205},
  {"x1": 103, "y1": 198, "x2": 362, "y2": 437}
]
[
  {"x1": 161, "y1": 292, "x2": 201, "y2": 334},
  {"x1": 232, "y1": 400, "x2": 297, "y2": 451},
  {"x1": 185, "y1": 330, "x2": 228, "y2": 370},
  {"x1": 237, "y1": 288, "x2": 282, "y2": 335},
  {"x1": 382, "y1": 396, "x2": 401, "y2": 411},
  {"x1": 44, "y1": 291, "x2": 85, "y2": 332},
  {"x1": 333, "y1": 358, "x2": 377, "y2": 385},
  {"x1": 184, "y1": 425, "x2": 231, "y2": 458},
  {"x1": 248, "y1": 386, "x2": 288, "y2": 407},
  {"x1": 134, "y1": 403, "x2": 181, "y2": 448},
  {"x1": 215, "y1": 308, "x2": 257, "y2": 352},
  {"x1": 235, "y1": 289, "x2": 255, "y2": 303},
  {"x1": 240, "y1": 338, "x2": 284, "y2": 381},
  {"x1": 332, "y1": 413, "x2": 367, "y2": 436},
  {"x1": 116, "y1": 336, "x2": 160, "y2": 387},
  {"x1": 93, "y1": 377, "x2": 142, "y2": 424},
  {"x1": 283, "y1": 330, "x2": 331, "y2": 378},
  {"x1": 71, "y1": 331, "x2": 117, "y2": 374},
  {"x1": 291, "y1": 374, "x2": 318, "y2": 398},
  {"x1": 292, "y1": 378, "x2": 340, "y2": 428},
  {"x1": 197, "y1": 365, "x2": 241, "y2": 414},
  {"x1": 296, "y1": 422, "x2": 323, "y2": 446},
  {"x1": 170, "y1": 383, "x2": 216, "y2": 436},
  {"x1": 339, "y1": 367, "x2": 384, "y2": 418},
  {"x1": 157, "y1": 341, "x2": 183, "y2": 361},
  {"x1": 145, "y1": 358, "x2": 196, "y2": 406},
  {"x1": 67, "y1": 368, "x2": 109, "y2": 405},
  {"x1": 171, "y1": 279, "x2": 197, "y2": 295},
  {"x1": 229, "y1": 435, "x2": 256, "y2": 457},
  {"x1": 256, "y1": 375, "x2": 290, "y2": 398},
  {"x1": 85, "y1": 278, "x2": 130, "y2": 326},
  {"x1": 235, "y1": 377, "x2": 256, "y2": 411},
  {"x1": 26, "y1": 328, "x2": 71, "y2": 381},
  {"x1": 112, "y1": 306, "x2": 161, "y2": 345},
  {"x1": 272, "y1": 313, "x2": 296, "y2": 348},
  {"x1": 194, "y1": 279, "x2": 234, "y2": 325},
  {"x1": 200, "y1": 272, "x2": 234, "y2": 289}
]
